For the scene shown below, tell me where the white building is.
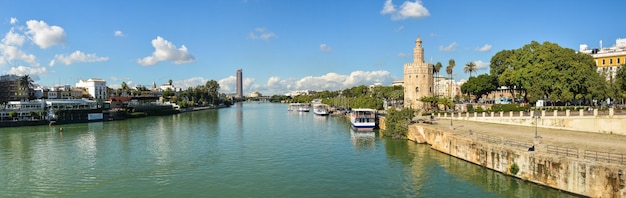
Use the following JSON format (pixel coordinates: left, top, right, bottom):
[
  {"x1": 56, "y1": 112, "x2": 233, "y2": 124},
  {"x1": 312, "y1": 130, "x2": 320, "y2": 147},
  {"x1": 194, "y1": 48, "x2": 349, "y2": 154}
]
[
  {"x1": 76, "y1": 78, "x2": 107, "y2": 100},
  {"x1": 579, "y1": 38, "x2": 626, "y2": 80}
]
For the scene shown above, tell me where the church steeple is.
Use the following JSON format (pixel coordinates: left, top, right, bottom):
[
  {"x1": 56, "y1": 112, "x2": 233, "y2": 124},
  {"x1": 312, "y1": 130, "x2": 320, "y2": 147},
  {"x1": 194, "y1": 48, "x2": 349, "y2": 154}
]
[{"x1": 413, "y1": 36, "x2": 424, "y2": 63}]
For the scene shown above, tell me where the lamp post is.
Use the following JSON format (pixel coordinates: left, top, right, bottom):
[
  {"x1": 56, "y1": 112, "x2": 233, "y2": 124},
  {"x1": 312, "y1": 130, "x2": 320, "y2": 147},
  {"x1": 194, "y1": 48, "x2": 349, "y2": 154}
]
[{"x1": 533, "y1": 108, "x2": 540, "y2": 138}]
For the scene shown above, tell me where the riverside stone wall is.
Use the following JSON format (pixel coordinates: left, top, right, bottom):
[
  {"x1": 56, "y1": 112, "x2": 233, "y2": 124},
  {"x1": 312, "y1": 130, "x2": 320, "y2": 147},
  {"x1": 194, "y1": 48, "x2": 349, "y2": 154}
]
[{"x1": 408, "y1": 124, "x2": 626, "y2": 197}]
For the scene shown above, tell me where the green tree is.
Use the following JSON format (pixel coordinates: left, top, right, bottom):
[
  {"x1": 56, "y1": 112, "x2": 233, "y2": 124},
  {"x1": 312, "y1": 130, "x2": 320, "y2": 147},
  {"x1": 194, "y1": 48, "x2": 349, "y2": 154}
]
[
  {"x1": 8, "y1": 111, "x2": 17, "y2": 120},
  {"x1": 461, "y1": 74, "x2": 498, "y2": 102},
  {"x1": 497, "y1": 41, "x2": 604, "y2": 104},
  {"x1": 382, "y1": 108, "x2": 416, "y2": 139},
  {"x1": 489, "y1": 49, "x2": 519, "y2": 99},
  {"x1": 446, "y1": 59, "x2": 455, "y2": 99},
  {"x1": 464, "y1": 62, "x2": 477, "y2": 78},
  {"x1": 615, "y1": 64, "x2": 626, "y2": 100},
  {"x1": 19, "y1": 75, "x2": 34, "y2": 100},
  {"x1": 29, "y1": 111, "x2": 38, "y2": 120},
  {"x1": 205, "y1": 80, "x2": 220, "y2": 105}
]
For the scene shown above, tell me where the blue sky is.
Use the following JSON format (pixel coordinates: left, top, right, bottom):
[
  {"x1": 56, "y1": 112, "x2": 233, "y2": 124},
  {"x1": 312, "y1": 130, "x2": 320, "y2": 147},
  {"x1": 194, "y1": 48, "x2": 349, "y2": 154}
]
[{"x1": 0, "y1": 0, "x2": 624, "y2": 95}]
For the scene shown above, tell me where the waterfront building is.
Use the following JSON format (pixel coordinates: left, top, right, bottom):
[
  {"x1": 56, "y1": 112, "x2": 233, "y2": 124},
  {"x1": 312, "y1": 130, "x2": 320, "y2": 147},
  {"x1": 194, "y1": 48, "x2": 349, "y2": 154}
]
[
  {"x1": 579, "y1": 38, "x2": 626, "y2": 80},
  {"x1": 0, "y1": 99, "x2": 98, "y2": 121},
  {"x1": 76, "y1": 78, "x2": 107, "y2": 100},
  {"x1": 0, "y1": 74, "x2": 32, "y2": 103},
  {"x1": 403, "y1": 36, "x2": 434, "y2": 109},
  {"x1": 249, "y1": 91, "x2": 261, "y2": 98},
  {"x1": 236, "y1": 69, "x2": 243, "y2": 98}
]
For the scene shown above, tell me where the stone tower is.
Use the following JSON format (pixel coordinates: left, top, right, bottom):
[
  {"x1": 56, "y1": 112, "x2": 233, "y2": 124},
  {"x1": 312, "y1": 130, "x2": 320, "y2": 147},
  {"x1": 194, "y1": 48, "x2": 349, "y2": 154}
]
[{"x1": 403, "y1": 36, "x2": 433, "y2": 109}]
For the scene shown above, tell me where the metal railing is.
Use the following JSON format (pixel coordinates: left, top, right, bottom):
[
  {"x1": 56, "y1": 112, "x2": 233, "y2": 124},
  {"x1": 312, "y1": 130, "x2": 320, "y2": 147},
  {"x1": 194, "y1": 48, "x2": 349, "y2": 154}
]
[
  {"x1": 583, "y1": 150, "x2": 625, "y2": 164},
  {"x1": 470, "y1": 133, "x2": 625, "y2": 165},
  {"x1": 546, "y1": 145, "x2": 579, "y2": 158}
]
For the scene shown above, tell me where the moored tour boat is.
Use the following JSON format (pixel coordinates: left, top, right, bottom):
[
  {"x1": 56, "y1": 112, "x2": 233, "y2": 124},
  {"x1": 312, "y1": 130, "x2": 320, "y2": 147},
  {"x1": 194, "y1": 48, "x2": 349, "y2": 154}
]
[
  {"x1": 350, "y1": 108, "x2": 376, "y2": 131},
  {"x1": 288, "y1": 103, "x2": 310, "y2": 112},
  {"x1": 312, "y1": 104, "x2": 330, "y2": 116}
]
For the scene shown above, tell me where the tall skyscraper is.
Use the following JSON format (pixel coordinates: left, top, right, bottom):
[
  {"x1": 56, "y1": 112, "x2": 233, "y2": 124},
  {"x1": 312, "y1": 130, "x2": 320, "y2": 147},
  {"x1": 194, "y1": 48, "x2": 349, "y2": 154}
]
[{"x1": 236, "y1": 69, "x2": 243, "y2": 98}]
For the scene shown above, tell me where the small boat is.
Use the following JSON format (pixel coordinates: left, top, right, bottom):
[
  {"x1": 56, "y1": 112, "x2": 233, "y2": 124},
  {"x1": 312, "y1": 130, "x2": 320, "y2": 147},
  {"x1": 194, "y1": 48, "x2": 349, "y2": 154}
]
[
  {"x1": 288, "y1": 103, "x2": 310, "y2": 112},
  {"x1": 312, "y1": 104, "x2": 330, "y2": 116},
  {"x1": 350, "y1": 108, "x2": 376, "y2": 131}
]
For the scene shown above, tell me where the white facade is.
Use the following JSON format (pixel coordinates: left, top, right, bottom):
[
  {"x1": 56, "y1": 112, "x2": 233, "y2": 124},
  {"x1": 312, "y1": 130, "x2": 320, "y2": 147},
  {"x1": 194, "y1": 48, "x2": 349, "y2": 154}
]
[{"x1": 76, "y1": 78, "x2": 107, "y2": 100}]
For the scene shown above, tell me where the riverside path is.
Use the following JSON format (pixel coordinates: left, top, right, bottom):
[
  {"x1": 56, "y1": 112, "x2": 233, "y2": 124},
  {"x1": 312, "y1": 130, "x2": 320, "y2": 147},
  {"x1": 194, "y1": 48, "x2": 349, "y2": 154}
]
[{"x1": 426, "y1": 119, "x2": 626, "y2": 161}]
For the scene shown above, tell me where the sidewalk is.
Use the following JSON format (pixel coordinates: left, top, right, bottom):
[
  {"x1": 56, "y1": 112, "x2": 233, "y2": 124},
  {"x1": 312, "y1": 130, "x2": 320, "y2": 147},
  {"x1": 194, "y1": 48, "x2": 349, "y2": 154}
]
[{"x1": 425, "y1": 119, "x2": 626, "y2": 154}]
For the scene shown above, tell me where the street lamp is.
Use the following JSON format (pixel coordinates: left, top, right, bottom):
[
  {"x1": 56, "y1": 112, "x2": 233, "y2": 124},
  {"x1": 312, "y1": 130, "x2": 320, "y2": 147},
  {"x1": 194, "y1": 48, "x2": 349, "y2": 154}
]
[{"x1": 533, "y1": 108, "x2": 540, "y2": 138}]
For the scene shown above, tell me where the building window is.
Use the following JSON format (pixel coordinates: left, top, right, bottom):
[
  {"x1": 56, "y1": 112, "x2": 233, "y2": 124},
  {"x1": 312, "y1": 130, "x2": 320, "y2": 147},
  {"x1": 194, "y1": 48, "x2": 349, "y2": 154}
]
[
  {"x1": 602, "y1": 59, "x2": 605, "y2": 65},
  {"x1": 415, "y1": 87, "x2": 419, "y2": 93},
  {"x1": 610, "y1": 59, "x2": 613, "y2": 65},
  {"x1": 618, "y1": 58, "x2": 621, "y2": 64}
]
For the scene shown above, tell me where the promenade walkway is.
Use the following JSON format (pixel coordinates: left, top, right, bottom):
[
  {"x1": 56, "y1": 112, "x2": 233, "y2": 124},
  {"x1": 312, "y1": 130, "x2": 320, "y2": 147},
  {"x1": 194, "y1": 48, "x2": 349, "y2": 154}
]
[{"x1": 424, "y1": 119, "x2": 626, "y2": 163}]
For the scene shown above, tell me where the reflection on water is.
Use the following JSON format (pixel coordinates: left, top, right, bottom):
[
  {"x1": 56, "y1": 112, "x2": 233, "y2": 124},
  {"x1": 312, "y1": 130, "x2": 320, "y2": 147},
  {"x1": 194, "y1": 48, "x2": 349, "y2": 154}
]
[
  {"x1": 350, "y1": 130, "x2": 375, "y2": 149},
  {"x1": 0, "y1": 103, "x2": 578, "y2": 197}
]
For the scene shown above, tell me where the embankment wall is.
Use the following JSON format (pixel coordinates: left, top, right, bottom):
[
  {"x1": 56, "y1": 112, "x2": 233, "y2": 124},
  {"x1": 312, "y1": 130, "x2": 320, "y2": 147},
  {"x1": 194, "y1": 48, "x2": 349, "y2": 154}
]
[{"x1": 408, "y1": 124, "x2": 626, "y2": 197}]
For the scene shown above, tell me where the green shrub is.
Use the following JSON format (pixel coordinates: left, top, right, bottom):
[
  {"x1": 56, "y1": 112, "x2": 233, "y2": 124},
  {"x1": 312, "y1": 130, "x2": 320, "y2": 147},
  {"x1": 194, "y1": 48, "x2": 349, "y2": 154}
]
[
  {"x1": 492, "y1": 104, "x2": 529, "y2": 112},
  {"x1": 509, "y1": 162, "x2": 520, "y2": 175},
  {"x1": 466, "y1": 104, "x2": 474, "y2": 112}
]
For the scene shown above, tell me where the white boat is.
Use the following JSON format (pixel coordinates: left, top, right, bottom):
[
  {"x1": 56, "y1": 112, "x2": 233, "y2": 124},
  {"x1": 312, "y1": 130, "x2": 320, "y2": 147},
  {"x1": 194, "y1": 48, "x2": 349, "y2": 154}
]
[
  {"x1": 312, "y1": 104, "x2": 329, "y2": 116},
  {"x1": 350, "y1": 108, "x2": 376, "y2": 131},
  {"x1": 288, "y1": 103, "x2": 310, "y2": 112}
]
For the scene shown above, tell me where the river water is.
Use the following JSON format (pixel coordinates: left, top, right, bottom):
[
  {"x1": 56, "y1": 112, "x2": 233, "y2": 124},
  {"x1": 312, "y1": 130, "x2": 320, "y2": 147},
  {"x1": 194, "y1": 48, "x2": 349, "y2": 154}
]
[{"x1": 0, "y1": 103, "x2": 577, "y2": 197}]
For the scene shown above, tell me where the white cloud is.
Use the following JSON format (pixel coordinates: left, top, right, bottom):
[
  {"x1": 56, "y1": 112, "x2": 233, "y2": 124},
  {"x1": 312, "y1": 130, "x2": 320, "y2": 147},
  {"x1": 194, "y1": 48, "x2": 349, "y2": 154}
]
[
  {"x1": 0, "y1": 45, "x2": 39, "y2": 66},
  {"x1": 380, "y1": 0, "x2": 396, "y2": 14},
  {"x1": 8, "y1": 65, "x2": 47, "y2": 76},
  {"x1": 25, "y1": 20, "x2": 66, "y2": 49},
  {"x1": 248, "y1": 28, "x2": 277, "y2": 41},
  {"x1": 320, "y1": 43, "x2": 332, "y2": 52},
  {"x1": 2, "y1": 29, "x2": 25, "y2": 46},
  {"x1": 218, "y1": 75, "x2": 256, "y2": 94},
  {"x1": 476, "y1": 44, "x2": 492, "y2": 52},
  {"x1": 137, "y1": 36, "x2": 195, "y2": 66},
  {"x1": 10, "y1": 17, "x2": 18, "y2": 25},
  {"x1": 254, "y1": 70, "x2": 397, "y2": 95},
  {"x1": 439, "y1": 42, "x2": 457, "y2": 52},
  {"x1": 53, "y1": 50, "x2": 109, "y2": 66},
  {"x1": 473, "y1": 60, "x2": 489, "y2": 70},
  {"x1": 114, "y1": 30, "x2": 124, "y2": 37},
  {"x1": 172, "y1": 70, "x2": 398, "y2": 96},
  {"x1": 381, "y1": 0, "x2": 430, "y2": 20}
]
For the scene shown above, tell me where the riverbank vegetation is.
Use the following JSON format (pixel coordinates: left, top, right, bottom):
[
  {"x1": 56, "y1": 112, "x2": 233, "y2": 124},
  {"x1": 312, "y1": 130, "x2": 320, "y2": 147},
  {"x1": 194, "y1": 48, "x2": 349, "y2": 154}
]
[{"x1": 380, "y1": 108, "x2": 416, "y2": 139}]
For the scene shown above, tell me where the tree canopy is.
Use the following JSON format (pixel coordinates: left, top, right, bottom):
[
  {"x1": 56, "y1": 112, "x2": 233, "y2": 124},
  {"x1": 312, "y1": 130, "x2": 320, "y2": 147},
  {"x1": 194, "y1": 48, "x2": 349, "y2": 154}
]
[
  {"x1": 460, "y1": 74, "x2": 498, "y2": 101},
  {"x1": 491, "y1": 41, "x2": 605, "y2": 104}
]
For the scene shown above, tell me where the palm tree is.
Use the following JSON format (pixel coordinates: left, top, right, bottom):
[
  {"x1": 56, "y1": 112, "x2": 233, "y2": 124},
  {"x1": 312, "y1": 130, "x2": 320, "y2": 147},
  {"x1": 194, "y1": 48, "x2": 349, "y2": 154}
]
[
  {"x1": 19, "y1": 75, "x2": 34, "y2": 101},
  {"x1": 121, "y1": 81, "x2": 130, "y2": 96},
  {"x1": 434, "y1": 62, "x2": 442, "y2": 96},
  {"x1": 464, "y1": 62, "x2": 477, "y2": 102},
  {"x1": 446, "y1": 59, "x2": 455, "y2": 99},
  {"x1": 464, "y1": 62, "x2": 477, "y2": 78}
]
